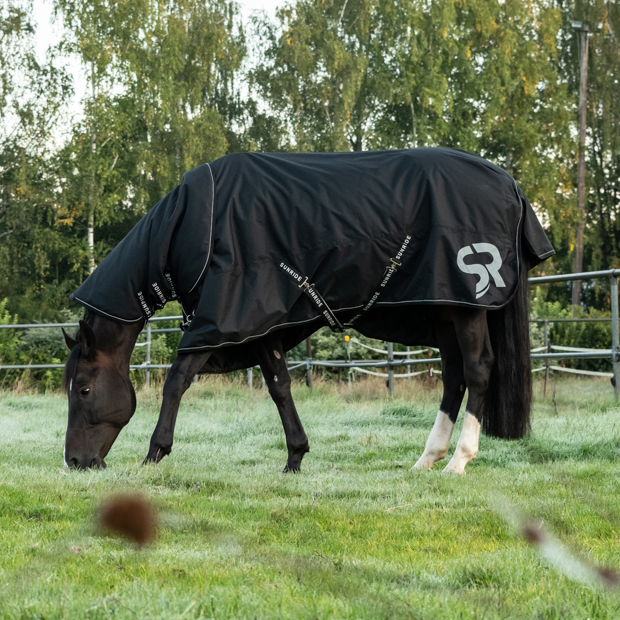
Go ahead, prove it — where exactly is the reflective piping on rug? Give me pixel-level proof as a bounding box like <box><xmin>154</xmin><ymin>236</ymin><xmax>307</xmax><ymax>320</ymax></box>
<box><xmin>187</xmin><ymin>163</ymin><xmax>215</xmax><ymax>294</ymax></box>
<box><xmin>71</xmin><ymin>297</ymin><xmax>144</xmax><ymax>324</ymax></box>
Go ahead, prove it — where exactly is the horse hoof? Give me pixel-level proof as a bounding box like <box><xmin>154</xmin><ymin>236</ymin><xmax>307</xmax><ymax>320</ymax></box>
<box><xmin>411</xmin><ymin>457</ymin><xmax>434</xmax><ymax>471</ymax></box>
<box><xmin>142</xmin><ymin>454</ymin><xmax>163</xmax><ymax>466</ymax></box>
<box><xmin>442</xmin><ymin>465</ymin><xmax>466</xmax><ymax>475</ymax></box>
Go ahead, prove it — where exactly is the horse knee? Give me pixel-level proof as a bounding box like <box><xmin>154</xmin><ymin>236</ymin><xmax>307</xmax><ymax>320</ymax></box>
<box><xmin>267</xmin><ymin>374</ymin><xmax>292</xmax><ymax>404</ymax></box>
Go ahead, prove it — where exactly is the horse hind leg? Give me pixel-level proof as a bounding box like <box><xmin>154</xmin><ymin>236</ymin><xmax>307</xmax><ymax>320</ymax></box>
<box><xmin>413</xmin><ymin>321</ymin><xmax>465</xmax><ymax>470</ymax></box>
<box><xmin>443</xmin><ymin>309</ymin><xmax>493</xmax><ymax>474</ymax></box>
<box><xmin>256</xmin><ymin>334</ymin><xmax>309</xmax><ymax>473</ymax></box>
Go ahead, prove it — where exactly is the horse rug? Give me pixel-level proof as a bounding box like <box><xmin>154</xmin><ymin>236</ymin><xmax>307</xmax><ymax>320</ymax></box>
<box><xmin>71</xmin><ymin>147</ymin><xmax>554</xmax><ymax>371</ymax></box>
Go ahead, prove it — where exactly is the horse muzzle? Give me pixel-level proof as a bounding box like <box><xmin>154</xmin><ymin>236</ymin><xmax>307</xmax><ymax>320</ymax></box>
<box><xmin>65</xmin><ymin>454</ymin><xmax>107</xmax><ymax>470</ymax></box>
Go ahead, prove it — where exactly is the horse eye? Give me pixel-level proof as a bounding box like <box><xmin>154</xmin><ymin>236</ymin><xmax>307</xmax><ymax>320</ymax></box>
<box><xmin>80</xmin><ymin>387</ymin><xmax>90</xmax><ymax>396</ymax></box>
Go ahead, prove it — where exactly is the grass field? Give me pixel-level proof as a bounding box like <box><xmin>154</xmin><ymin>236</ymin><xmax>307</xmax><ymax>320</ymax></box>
<box><xmin>1</xmin><ymin>376</ymin><xmax>620</xmax><ymax>619</ymax></box>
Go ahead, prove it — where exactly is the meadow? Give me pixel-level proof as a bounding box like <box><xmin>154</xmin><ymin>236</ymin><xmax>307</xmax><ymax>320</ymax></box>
<box><xmin>1</xmin><ymin>375</ymin><xmax>620</xmax><ymax>619</ymax></box>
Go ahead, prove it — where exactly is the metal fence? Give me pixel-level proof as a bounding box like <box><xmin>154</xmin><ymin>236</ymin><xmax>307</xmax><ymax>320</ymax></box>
<box><xmin>2</xmin><ymin>268</ymin><xmax>620</xmax><ymax>397</ymax></box>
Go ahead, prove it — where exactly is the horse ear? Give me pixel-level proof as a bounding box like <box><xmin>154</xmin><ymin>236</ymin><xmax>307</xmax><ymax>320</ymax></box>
<box><xmin>79</xmin><ymin>320</ymin><xmax>97</xmax><ymax>358</ymax></box>
<box><xmin>62</xmin><ymin>328</ymin><xmax>78</xmax><ymax>351</ymax></box>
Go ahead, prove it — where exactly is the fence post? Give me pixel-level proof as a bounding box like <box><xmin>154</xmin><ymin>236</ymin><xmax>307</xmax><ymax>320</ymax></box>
<box><xmin>611</xmin><ymin>276</ymin><xmax>619</xmax><ymax>401</ymax></box>
<box><xmin>387</xmin><ymin>342</ymin><xmax>394</xmax><ymax>396</ymax></box>
<box><xmin>247</xmin><ymin>367</ymin><xmax>253</xmax><ymax>390</ymax></box>
<box><xmin>345</xmin><ymin>336</ymin><xmax>352</xmax><ymax>386</ymax></box>
<box><xmin>305</xmin><ymin>337</ymin><xmax>313</xmax><ymax>390</ymax></box>
<box><xmin>406</xmin><ymin>346</ymin><xmax>411</xmax><ymax>379</ymax></box>
<box><xmin>145</xmin><ymin>321</ymin><xmax>151</xmax><ymax>389</ymax></box>
<box><xmin>543</xmin><ymin>319</ymin><xmax>549</xmax><ymax>397</ymax></box>
<box><xmin>427</xmin><ymin>347</ymin><xmax>432</xmax><ymax>390</ymax></box>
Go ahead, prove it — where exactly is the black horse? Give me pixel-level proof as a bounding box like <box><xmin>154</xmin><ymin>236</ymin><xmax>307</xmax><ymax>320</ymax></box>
<box><xmin>61</xmin><ymin>148</ymin><xmax>554</xmax><ymax>473</ymax></box>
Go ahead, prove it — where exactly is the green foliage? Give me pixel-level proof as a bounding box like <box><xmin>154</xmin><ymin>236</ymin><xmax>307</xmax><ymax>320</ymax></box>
<box><xmin>530</xmin><ymin>289</ymin><xmax>613</xmax><ymax>372</ymax></box>
<box><xmin>0</xmin><ymin>299</ymin><xmax>19</xmax><ymax>365</ymax></box>
<box><xmin>0</xmin><ymin>2</ymin><xmax>73</xmax><ymax>315</ymax></box>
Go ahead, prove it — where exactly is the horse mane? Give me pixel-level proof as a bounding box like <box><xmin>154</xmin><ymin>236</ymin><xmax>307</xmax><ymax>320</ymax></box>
<box><xmin>62</xmin><ymin>310</ymin><xmax>97</xmax><ymax>393</ymax></box>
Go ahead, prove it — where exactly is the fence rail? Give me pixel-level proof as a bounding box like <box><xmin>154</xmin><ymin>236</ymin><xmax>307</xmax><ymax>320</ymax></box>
<box><xmin>2</xmin><ymin>268</ymin><xmax>620</xmax><ymax>397</ymax></box>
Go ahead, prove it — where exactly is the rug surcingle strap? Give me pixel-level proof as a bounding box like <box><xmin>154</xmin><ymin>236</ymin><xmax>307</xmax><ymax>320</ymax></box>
<box><xmin>344</xmin><ymin>234</ymin><xmax>412</xmax><ymax>328</ymax></box>
<box><xmin>279</xmin><ymin>262</ymin><xmax>344</xmax><ymax>333</ymax></box>
<box><xmin>278</xmin><ymin>233</ymin><xmax>411</xmax><ymax>334</ymax></box>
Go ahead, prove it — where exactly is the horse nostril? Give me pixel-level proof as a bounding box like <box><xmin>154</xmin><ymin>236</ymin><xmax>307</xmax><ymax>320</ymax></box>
<box><xmin>68</xmin><ymin>457</ymin><xmax>79</xmax><ymax>469</ymax></box>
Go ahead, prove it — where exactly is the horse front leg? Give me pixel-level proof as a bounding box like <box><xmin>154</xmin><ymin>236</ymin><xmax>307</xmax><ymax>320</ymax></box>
<box><xmin>256</xmin><ymin>334</ymin><xmax>309</xmax><ymax>473</ymax></box>
<box><xmin>443</xmin><ymin>309</ymin><xmax>493</xmax><ymax>474</ymax></box>
<box><xmin>144</xmin><ymin>351</ymin><xmax>212</xmax><ymax>464</ymax></box>
<box><xmin>413</xmin><ymin>322</ymin><xmax>465</xmax><ymax>470</ymax></box>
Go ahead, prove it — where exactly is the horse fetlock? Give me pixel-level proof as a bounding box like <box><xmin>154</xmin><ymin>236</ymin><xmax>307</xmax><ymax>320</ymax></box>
<box><xmin>444</xmin><ymin>443</ymin><xmax>478</xmax><ymax>473</ymax></box>
<box><xmin>412</xmin><ymin>448</ymin><xmax>446</xmax><ymax>471</ymax></box>
<box><xmin>144</xmin><ymin>444</ymin><xmax>171</xmax><ymax>464</ymax></box>
<box><xmin>284</xmin><ymin>442</ymin><xmax>309</xmax><ymax>473</ymax></box>
<box><xmin>412</xmin><ymin>410</ymin><xmax>454</xmax><ymax>471</ymax></box>
<box><xmin>443</xmin><ymin>447</ymin><xmax>477</xmax><ymax>474</ymax></box>
<box><xmin>442</xmin><ymin>412</ymin><xmax>480</xmax><ymax>474</ymax></box>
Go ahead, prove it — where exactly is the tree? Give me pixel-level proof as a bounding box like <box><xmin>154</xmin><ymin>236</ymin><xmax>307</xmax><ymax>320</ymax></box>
<box><xmin>54</xmin><ymin>0</ymin><xmax>245</xmax><ymax>270</ymax></box>
<box><xmin>567</xmin><ymin>0</ymin><xmax>620</xmax><ymax>306</ymax></box>
<box><xmin>0</xmin><ymin>0</ymin><xmax>72</xmax><ymax>317</ymax></box>
<box><xmin>252</xmin><ymin>0</ymin><xmax>575</xmax><ymax>278</ymax></box>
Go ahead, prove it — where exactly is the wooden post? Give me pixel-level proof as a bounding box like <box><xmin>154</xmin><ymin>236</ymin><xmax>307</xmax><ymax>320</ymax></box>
<box><xmin>387</xmin><ymin>342</ymin><xmax>394</xmax><ymax>396</ymax></box>
<box><xmin>611</xmin><ymin>276</ymin><xmax>619</xmax><ymax>401</ymax></box>
<box><xmin>572</xmin><ymin>26</ymin><xmax>590</xmax><ymax>307</ymax></box>
<box><xmin>406</xmin><ymin>345</ymin><xmax>411</xmax><ymax>379</ymax></box>
<box><xmin>543</xmin><ymin>320</ymin><xmax>549</xmax><ymax>398</ymax></box>
<box><xmin>427</xmin><ymin>347</ymin><xmax>432</xmax><ymax>390</ymax></box>
<box><xmin>247</xmin><ymin>367</ymin><xmax>253</xmax><ymax>390</ymax></box>
<box><xmin>346</xmin><ymin>336</ymin><xmax>352</xmax><ymax>386</ymax></box>
<box><xmin>305</xmin><ymin>337</ymin><xmax>312</xmax><ymax>389</ymax></box>
<box><xmin>145</xmin><ymin>321</ymin><xmax>151</xmax><ymax>389</ymax></box>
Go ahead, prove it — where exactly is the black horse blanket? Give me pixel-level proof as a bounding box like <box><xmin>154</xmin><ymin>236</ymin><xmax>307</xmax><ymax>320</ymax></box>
<box><xmin>71</xmin><ymin>148</ymin><xmax>554</xmax><ymax>369</ymax></box>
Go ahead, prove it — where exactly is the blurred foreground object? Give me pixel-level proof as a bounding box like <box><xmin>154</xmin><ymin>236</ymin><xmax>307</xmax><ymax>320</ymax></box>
<box><xmin>98</xmin><ymin>493</ymin><xmax>157</xmax><ymax>546</ymax></box>
<box><xmin>522</xmin><ymin>521</ymin><xmax>618</xmax><ymax>588</ymax></box>
<box><xmin>492</xmin><ymin>493</ymin><xmax>618</xmax><ymax>588</ymax></box>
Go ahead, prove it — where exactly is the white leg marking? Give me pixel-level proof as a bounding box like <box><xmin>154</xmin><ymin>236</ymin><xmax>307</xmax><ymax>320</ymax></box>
<box><xmin>443</xmin><ymin>412</ymin><xmax>481</xmax><ymax>474</ymax></box>
<box><xmin>412</xmin><ymin>410</ymin><xmax>454</xmax><ymax>470</ymax></box>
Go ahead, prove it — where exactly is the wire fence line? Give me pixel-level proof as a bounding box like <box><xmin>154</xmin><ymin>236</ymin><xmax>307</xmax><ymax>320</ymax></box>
<box><xmin>2</xmin><ymin>268</ymin><xmax>620</xmax><ymax>397</ymax></box>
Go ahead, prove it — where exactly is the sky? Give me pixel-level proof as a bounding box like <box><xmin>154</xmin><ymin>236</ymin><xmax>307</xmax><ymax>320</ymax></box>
<box><xmin>31</xmin><ymin>0</ymin><xmax>287</xmax><ymax>131</ymax></box>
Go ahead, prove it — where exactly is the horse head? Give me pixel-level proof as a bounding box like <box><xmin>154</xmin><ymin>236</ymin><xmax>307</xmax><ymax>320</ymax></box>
<box><xmin>62</xmin><ymin>318</ymin><xmax>137</xmax><ymax>469</ymax></box>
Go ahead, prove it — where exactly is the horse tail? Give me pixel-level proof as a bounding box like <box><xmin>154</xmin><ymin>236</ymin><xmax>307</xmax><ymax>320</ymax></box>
<box><xmin>480</xmin><ymin>262</ymin><xmax>531</xmax><ymax>439</ymax></box>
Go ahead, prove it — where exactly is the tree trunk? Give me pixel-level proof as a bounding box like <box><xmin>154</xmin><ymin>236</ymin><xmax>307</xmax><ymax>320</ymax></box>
<box><xmin>572</xmin><ymin>27</ymin><xmax>589</xmax><ymax>307</ymax></box>
<box><xmin>88</xmin><ymin>63</ymin><xmax>96</xmax><ymax>274</ymax></box>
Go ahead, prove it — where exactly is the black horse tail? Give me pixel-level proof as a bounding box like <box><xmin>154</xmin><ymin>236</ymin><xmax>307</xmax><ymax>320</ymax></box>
<box><xmin>480</xmin><ymin>262</ymin><xmax>531</xmax><ymax>439</ymax></box>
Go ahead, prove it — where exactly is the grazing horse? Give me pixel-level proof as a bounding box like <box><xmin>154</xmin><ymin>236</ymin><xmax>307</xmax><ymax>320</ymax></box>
<box><xmin>61</xmin><ymin>148</ymin><xmax>554</xmax><ymax>473</ymax></box>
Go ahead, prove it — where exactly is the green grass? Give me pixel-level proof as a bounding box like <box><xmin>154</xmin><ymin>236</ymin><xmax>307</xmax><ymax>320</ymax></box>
<box><xmin>1</xmin><ymin>376</ymin><xmax>620</xmax><ymax>618</ymax></box>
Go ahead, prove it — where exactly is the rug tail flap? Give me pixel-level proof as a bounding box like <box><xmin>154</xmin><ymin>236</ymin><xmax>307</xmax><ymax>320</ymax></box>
<box><xmin>380</xmin><ymin>228</ymin><xmax>519</xmax><ymax>308</ymax></box>
<box><xmin>518</xmin><ymin>186</ymin><xmax>555</xmax><ymax>266</ymax></box>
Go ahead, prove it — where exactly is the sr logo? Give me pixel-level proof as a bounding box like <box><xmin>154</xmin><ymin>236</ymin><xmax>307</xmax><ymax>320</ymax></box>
<box><xmin>457</xmin><ymin>243</ymin><xmax>506</xmax><ymax>299</ymax></box>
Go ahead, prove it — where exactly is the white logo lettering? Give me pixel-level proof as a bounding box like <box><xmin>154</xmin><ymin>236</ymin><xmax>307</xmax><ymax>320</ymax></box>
<box><xmin>457</xmin><ymin>243</ymin><xmax>506</xmax><ymax>299</ymax></box>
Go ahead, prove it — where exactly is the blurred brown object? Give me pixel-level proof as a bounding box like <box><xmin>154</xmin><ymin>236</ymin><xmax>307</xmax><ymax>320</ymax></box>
<box><xmin>98</xmin><ymin>493</ymin><xmax>157</xmax><ymax>546</ymax></box>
